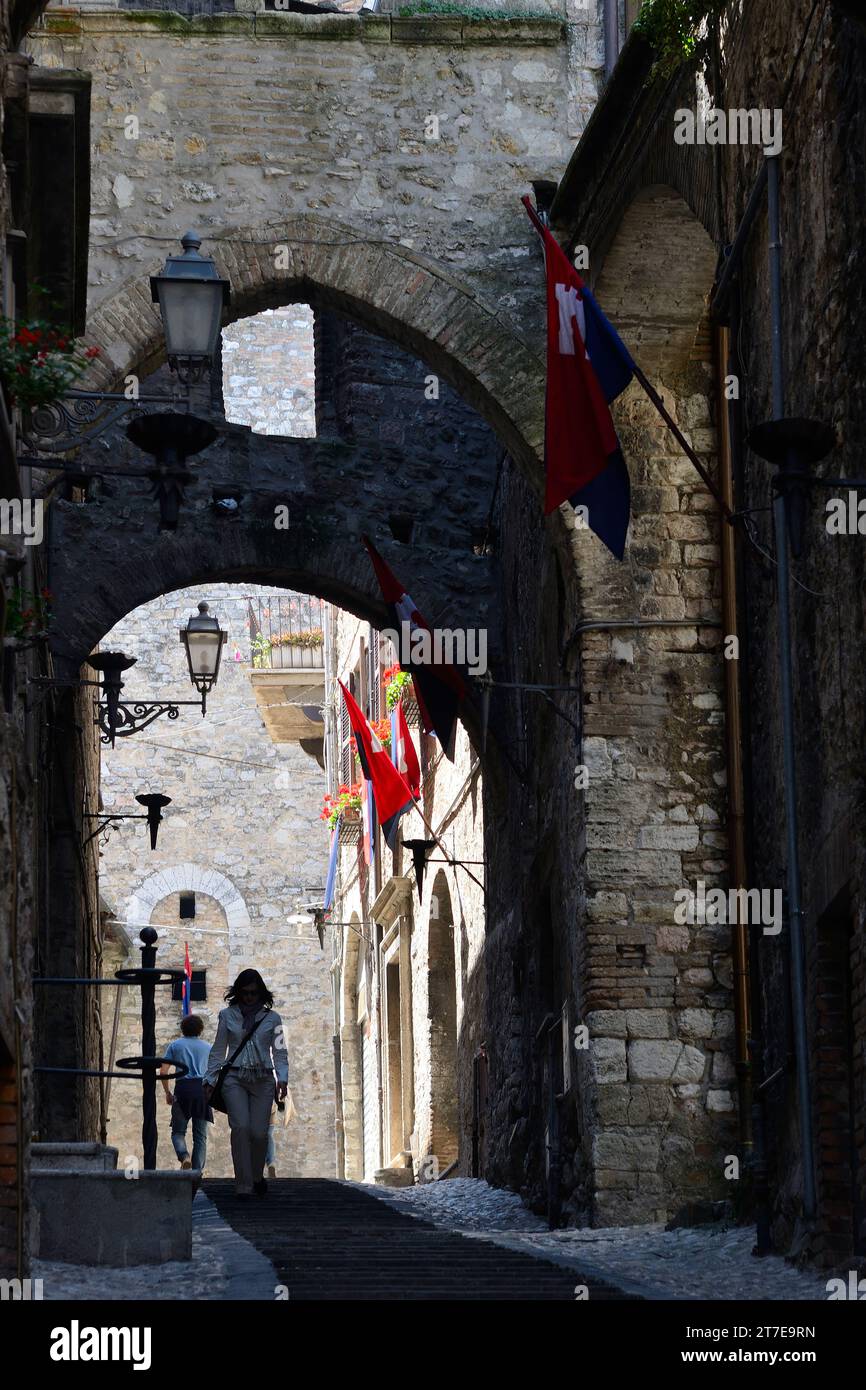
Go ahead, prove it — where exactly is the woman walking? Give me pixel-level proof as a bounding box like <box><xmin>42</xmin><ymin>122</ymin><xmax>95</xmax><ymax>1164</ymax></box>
<box><xmin>203</xmin><ymin>969</ymin><xmax>288</xmax><ymax>1198</ymax></box>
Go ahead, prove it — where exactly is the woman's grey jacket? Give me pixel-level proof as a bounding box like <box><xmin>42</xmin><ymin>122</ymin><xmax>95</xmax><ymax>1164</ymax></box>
<box><xmin>204</xmin><ymin>1005</ymin><xmax>289</xmax><ymax>1087</ymax></box>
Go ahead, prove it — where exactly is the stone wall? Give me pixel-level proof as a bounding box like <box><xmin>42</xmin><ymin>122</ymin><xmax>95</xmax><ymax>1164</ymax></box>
<box><xmin>479</xmin><ymin>182</ymin><xmax>734</xmax><ymax>1224</ymax></box>
<box><xmin>223</xmin><ymin>306</ymin><xmax>316</xmax><ymax>438</ymax></box>
<box><xmin>97</xmin><ymin>582</ymin><xmax>336</xmax><ymax>1177</ymax></box>
<box><xmin>546</xmin><ymin>0</ymin><xmax>866</xmax><ymax>1261</ymax></box>
<box><xmin>717</xmin><ymin>0</ymin><xmax>866</xmax><ymax>1264</ymax></box>
<box><xmin>30</xmin><ymin>8</ymin><xmax>590</xmax><ymax>329</ymax></box>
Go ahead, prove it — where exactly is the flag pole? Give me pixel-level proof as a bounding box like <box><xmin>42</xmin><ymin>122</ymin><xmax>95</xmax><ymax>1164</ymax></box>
<box><xmin>403</xmin><ymin>792</ymin><xmax>487</xmax><ymax>898</ymax></box>
<box><xmin>521</xmin><ymin>194</ymin><xmax>734</xmax><ymax>522</ymax></box>
<box><xmin>628</xmin><ymin>362</ymin><xmax>733</xmax><ymax>520</ymax></box>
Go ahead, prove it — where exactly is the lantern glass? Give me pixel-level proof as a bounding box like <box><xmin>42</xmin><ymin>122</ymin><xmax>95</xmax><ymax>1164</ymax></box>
<box><xmin>180</xmin><ymin>602</ymin><xmax>225</xmax><ymax>692</ymax></box>
<box><xmin>150</xmin><ymin>231</ymin><xmax>230</xmax><ymax>374</ymax></box>
<box><xmin>156</xmin><ymin>278</ymin><xmax>225</xmax><ymax>363</ymax></box>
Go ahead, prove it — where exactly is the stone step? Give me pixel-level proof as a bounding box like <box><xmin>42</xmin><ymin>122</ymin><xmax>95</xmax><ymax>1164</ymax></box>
<box><xmin>31</xmin><ymin>1142</ymin><xmax>118</xmax><ymax>1172</ymax></box>
<box><xmin>204</xmin><ymin>1178</ymin><xmax>640</xmax><ymax>1301</ymax></box>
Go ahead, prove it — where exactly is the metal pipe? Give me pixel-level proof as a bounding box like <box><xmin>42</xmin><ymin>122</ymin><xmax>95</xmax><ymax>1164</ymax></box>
<box><xmin>729</xmin><ymin>284</ymin><xmax>773</xmax><ymax>1255</ymax></box>
<box><xmin>139</xmin><ymin>929</ymin><xmax>158</xmax><ymax>1170</ymax></box>
<box><xmin>715</xmin><ymin>324</ymin><xmax>752</xmax><ymax>1154</ymax></box>
<box><xmin>766</xmin><ymin>153</ymin><xmax>817</xmax><ymax>1221</ymax></box>
<box><xmin>603</xmin><ymin>0</ymin><xmax>618</xmax><ymax>80</ymax></box>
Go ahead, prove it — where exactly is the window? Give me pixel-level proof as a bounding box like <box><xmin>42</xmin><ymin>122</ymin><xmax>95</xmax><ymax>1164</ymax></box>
<box><xmin>179</xmin><ymin>892</ymin><xmax>196</xmax><ymax>920</ymax></box>
<box><xmin>368</xmin><ymin>627</ymin><xmax>382</xmax><ymax>722</ymax></box>
<box><xmin>339</xmin><ymin>678</ymin><xmax>353</xmax><ymax>785</ymax></box>
<box><xmin>171</xmin><ymin>969</ymin><xmax>207</xmax><ymax>1003</ymax></box>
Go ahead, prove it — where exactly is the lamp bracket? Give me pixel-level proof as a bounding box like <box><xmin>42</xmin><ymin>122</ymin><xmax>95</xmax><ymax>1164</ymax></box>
<box><xmin>96</xmin><ymin>696</ymin><xmax>204</xmax><ymax>745</ymax></box>
<box><xmin>20</xmin><ymin>391</ymin><xmax>190</xmax><ymax>456</ymax></box>
<box><xmin>82</xmin><ymin>812</ymin><xmax>148</xmax><ymax>848</ymax></box>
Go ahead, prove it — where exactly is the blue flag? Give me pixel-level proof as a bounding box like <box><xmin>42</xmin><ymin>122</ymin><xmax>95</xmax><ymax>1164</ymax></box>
<box><xmin>324</xmin><ymin>818</ymin><xmax>340</xmax><ymax>911</ymax></box>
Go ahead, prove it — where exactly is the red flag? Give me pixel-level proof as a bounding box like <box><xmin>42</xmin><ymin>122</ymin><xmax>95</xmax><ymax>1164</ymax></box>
<box><xmin>521</xmin><ymin>197</ymin><xmax>634</xmax><ymax>526</ymax></box>
<box><xmin>363</xmin><ymin>537</ymin><xmax>464</xmax><ymax>760</ymax></box>
<box><xmin>392</xmin><ymin>699</ymin><xmax>421</xmax><ymax>799</ymax></box>
<box><xmin>339</xmin><ymin>681</ymin><xmax>414</xmax><ymax>851</ymax></box>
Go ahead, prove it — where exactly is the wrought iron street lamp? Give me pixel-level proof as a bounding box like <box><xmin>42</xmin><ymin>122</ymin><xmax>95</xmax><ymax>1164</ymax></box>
<box><xmin>34</xmin><ymin>927</ymin><xmax>187</xmax><ymax>1171</ymax></box>
<box><xmin>150</xmin><ymin>231</ymin><xmax>231</xmax><ymax>385</ymax></box>
<box><xmin>90</xmin><ymin>602</ymin><xmax>225</xmax><ymax>744</ymax></box>
<box><xmin>21</xmin><ymin>230</ymin><xmax>231</xmax><ymax>462</ymax></box>
<box><xmin>126</xmin><ymin>411</ymin><xmax>218</xmax><ymax>531</ymax></box>
<box><xmin>180</xmin><ymin>600</ymin><xmax>226</xmax><ymax>709</ymax></box>
<box><xmin>32</xmin><ymin>602</ymin><xmax>228</xmax><ymax>744</ymax></box>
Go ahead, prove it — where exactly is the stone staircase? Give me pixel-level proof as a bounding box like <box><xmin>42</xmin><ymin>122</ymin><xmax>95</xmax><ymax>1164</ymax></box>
<box><xmin>204</xmin><ymin>1178</ymin><xmax>641</xmax><ymax>1301</ymax></box>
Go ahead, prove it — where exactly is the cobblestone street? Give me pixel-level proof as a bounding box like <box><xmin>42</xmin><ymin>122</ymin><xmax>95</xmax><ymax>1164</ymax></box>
<box><xmin>365</xmin><ymin>1180</ymin><xmax>832</xmax><ymax>1302</ymax></box>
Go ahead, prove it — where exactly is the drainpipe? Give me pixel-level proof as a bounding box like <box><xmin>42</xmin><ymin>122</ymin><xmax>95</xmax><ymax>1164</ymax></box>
<box><xmin>603</xmin><ymin>0</ymin><xmax>618</xmax><ymax>80</ymax></box>
<box><xmin>766</xmin><ymin>153</ymin><xmax>817</xmax><ymax>1222</ymax></box>
<box><xmin>715</xmin><ymin>325</ymin><xmax>752</xmax><ymax>1156</ymax></box>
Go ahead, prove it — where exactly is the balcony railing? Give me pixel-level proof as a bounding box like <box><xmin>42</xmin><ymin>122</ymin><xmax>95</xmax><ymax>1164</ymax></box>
<box><xmin>246</xmin><ymin>594</ymin><xmax>324</xmax><ymax>670</ymax></box>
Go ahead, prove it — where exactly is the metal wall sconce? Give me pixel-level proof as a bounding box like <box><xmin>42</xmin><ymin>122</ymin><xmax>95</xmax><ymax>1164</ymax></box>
<box><xmin>288</xmin><ymin>905</ymin><xmax>327</xmax><ymax>949</ymax></box>
<box><xmin>748</xmin><ymin>417</ymin><xmax>840</xmax><ymax>558</ymax></box>
<box><xmin>84</xmin><ymin>792</ymin><xmax>172</xmax><ymax>849</ymax></box>
<box><xmin>88</xmin><ymin>648</ymin><xmax>210</xmax><ymax>747</ymax></box>
<box><xmin>126</xmin><ymin>412</ymin><xmax>218</xmax><ymax>531</ymax></box>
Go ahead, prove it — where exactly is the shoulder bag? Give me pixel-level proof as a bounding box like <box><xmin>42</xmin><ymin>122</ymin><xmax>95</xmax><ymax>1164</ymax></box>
<box><xmin>207</xmin><ymin>1012</ymin><xmax>268</xmax><ymax>1114</ymax></box>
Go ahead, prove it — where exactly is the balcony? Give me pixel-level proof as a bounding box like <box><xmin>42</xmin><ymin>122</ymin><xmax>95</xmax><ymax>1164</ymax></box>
<box><xmin>245</xmin><ymin>593</ymin><xmax>325</xmax><ymax>758</ymax></box>
<box><xmin>248</xmin><ymin>593</ymin><xmax>324</xmax><ymax>671</ymax></box>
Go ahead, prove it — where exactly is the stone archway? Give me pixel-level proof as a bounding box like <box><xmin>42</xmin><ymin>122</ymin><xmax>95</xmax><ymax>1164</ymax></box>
<box><xmin>80</xmin><ymin>214</ymin><xmax>547</xmax><ymax>482</ymax></box>
<box><xmin>125</xmin><ymin>863</ymin><xmax>251</xmax><ymax>932</ymax></box>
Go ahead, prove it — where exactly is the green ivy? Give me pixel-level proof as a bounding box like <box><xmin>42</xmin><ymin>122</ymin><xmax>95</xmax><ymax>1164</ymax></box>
<box><xmin>633</xmin><ymin>0</ymin><xmax>724</xmax><ymax>73</ymax></box>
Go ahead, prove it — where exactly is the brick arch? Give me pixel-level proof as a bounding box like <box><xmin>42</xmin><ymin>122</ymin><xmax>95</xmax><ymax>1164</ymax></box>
<box><xmin>551</xmin><ymin>57</ymin><xmax>721</xmax><ymax>276</ymax></box>
<box><xmin>594</xmin><ymin>184</ymin><xmax>718</xmax><ymax>379</ymax></box>
<box><xmin>125</xmin><ymin>863</ymin><xmax>251</xmax><ymax>932</ymax></box>
<box><xmin>81</xmin><ymin>213</ymin><xmax>546</xmax><ymax>482</ymax></box>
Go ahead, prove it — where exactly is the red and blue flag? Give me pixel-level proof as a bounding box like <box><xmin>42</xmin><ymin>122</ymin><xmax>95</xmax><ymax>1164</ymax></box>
<box><xmin>522</xmin><ymin>196</ymin><xmax>635</xmax><ymax>559</ymax></box>
<box><xmin>363</xmin><ymin>537</ymin><xmax>465</xmax><ymax>759</ymax></box>
<box><xmin>339</xmin><ymin>681</ymin><xmax>415</xmax><ymax>852</ymax></box>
